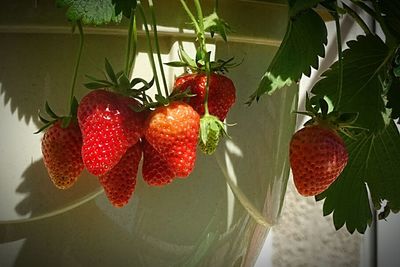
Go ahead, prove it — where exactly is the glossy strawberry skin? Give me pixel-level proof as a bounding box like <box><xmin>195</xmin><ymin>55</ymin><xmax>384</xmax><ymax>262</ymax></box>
<box><xmin>41</xmin><ymin>120</ymin><xmax>84</xmax><ymax>189</ymax></box>
<box><xmin>99</xmin><ymin>142</ymin><xmax>142</xmax><ymax>208</ymax></box>
<box><xmin>78</xmin><ymin>89</ymin><xmax>145</xmax><ymax>176</ymax></box>
<box><xmin>142</xmin><ymin>139</ymin><xmax>176</xmax><ymax>186</ymax></box>
<box><xmin>144</xmin><ymin>101</ymin><xmax>200</xmax><ymax>177</ymax></box>
<box><xmin>289</xmin><ymin>125</ymin><xmax>348</xmax><ymax>196</ymax></box>
<box><xmin>173</xmin><ymin>73</ymin><xmax>236</xmax><ymax>121</ymax></box>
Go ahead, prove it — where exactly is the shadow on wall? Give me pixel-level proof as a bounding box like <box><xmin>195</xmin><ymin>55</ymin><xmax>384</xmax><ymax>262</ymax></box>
<box><xmin>0</xmin><ymin>33</ymin><xmax>131</xmax><ymax>222</ymax></box>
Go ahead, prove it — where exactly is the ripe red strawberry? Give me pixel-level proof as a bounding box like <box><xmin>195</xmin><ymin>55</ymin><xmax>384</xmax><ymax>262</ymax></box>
<box><xmin>289</xmin><ymin>124</ymin><xmax>348</xmax><ymax>196</ymax></box>
<box><xmin>144</xmin><ymin>101</ymin><xmax>200</xmax><ymax>177</ymax></box>
<box><xmin>78</xmin><ymin>89</ymin><xmax>145</xmax><ymax>176</ymax></box>
<box><xmin>41</xmin><ymin>120</ymin><xmax>84</xmax><ymax>189</ymax></box>
<box><xmin>99</xmin><ymin>142</ymin><xmax>142</xmax><ymax>207</ymax></box>
<box><xmin>173</xmin><ymin>73</ymin><xmax>236</xmax><ymax>121</ymax></box>
<box><xmin>142</xmin><ymin>139</ymin><xmax>176</xmax><ymax>186</ymax></box>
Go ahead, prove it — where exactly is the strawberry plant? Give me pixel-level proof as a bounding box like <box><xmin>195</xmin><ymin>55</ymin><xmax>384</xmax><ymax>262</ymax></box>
<box><xmin>248</xmin><ymin>0</ymin><xmax>400</xmax><ymax>234</ymax></box>
<box><xmin>167</xmin><ymin>0</ymin><xmax>238</xmax><ymax>155</ymax></box>
<box><xmin>38</xmin><ymin>0</ymin><xmax>400</xmax><ymax>234</ymax></box>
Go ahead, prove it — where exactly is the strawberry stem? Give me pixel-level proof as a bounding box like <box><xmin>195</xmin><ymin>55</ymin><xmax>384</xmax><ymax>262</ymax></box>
<box><xmin>193</xmin><ymin>0</ymin><xmax>211</xmax><ymax>116</ymax></box>
<box><xmin>124</xmin><ymin>9</ymin><xmax>137</xmax><ymax>78</ymax></box>
<box><xmin>68</xmin><ymin>20</ymin><xmax>84</xmax><ymax>117</ymax></box>
<box><xmin>148</xmin><ymin>0</ymin><xmax>169</xmax><ymax>97</ymax></box>
<box><xmin>137</xmin><ymin>2</ymin><xmax>162</xmax><ymax>96</ymax></box>
<box><xmin>194</xmin><ymin>0</ymin><xmax>206</xmax><ymax>54</ymax></box>
<box><xmin>204</xmin><ymin>52</ymin><xmax>211</xmax><ymax>116</ymax></box>
<box><xmin>180</xmin><ymin>0</ymin><xmax>201</xmax><ymax>33</ymax></box>
<box><xmin>332</xmin><ymin>8</ymin><xmax>343</xmax><ymax>111</ymax></box>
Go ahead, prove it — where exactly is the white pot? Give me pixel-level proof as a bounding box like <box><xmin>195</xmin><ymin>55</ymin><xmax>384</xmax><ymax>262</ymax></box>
<box><xmin>0</xmin><ymin>1</ymin><xmax>297</xmax><ymax>266</ymax></box>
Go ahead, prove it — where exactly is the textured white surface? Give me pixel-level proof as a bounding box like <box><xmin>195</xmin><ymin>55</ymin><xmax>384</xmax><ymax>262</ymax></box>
<box><xmin>271</xmin><ymin>181</ymin><xmax>361</xmax><ymax>267</ymax></box>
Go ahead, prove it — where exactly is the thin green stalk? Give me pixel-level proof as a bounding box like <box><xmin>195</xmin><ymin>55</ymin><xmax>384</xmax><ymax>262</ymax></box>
<box><xmin>193</xmin><ymin>0</ymin><xmax>210</xmax><ymax>115</ymax></box>
<box><xmin>204</xmin><ymin>53</ymin><xmax>211</xmax><ymax>115</ymax></box>
<box><xmin>214</xmin><ymin>0</ymin><xmax>219</xmax><ymax>12</ymax></box>
<box><xmin>332</xmin><ymin>9</ymin><xmax>344</xmax><ymax>110</ymax></box>
<box><xmin>194</xmin><ymin>0</ymin><xmax>206</xmax><ymax>52</ymax></box>
<box><xmin>148</xmin><ymin>0</ymin><xmax>169</xmax><ymax>97</ymax></box>
<box><xmin>349</xmin><ymin>0</ymin><xmax>380</xmax><ymax>22</ymax></box>
<box><xmin>69</xmin><ymin>20</ymin><xmax>84</xmax><ymax>116</ymax></box>
<box><xmin>124</xmin><ymin>9</ymin><xmax>136</xmax><ymax>76</ymax></box>
<box><xmin>342</xmin><ymin>2</ymin><xmax>373</xmax><ymax>36</ymax></box>
<box><xmin>127</xmin><ymin>14</ymin><xmax>138</xmax><ymax>76</ymax></box>
<box><xmin>180</xmin><ymin>0</ymin><xmax>201</xmax><ymax>33</ymax></box>
<box><xmin>137</xmin><ymin>2</ymin><xmax>162</xmax><ymax>96</ymax></box>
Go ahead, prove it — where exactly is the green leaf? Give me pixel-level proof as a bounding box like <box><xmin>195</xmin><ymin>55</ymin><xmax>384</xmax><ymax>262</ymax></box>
<box><xmin>386</xmin><ymin>78</ymin><xmax>400</xmax><ymax>120</ymax></box>
<box><xmin>316</xmin><ymin>121</ymin><xmax>400</xmax><ymax>233</ymax></box>
<box><xmin>118</xmin><ymin>73</ymin><xmax>131</xmax><ymax>91</ymax></box>
<box><xmin>248</xmin><ymin>8</ymin><xmax>327</xmax><ymax>103</ymax></box>
<box><xmin>112</xmin><ymin>0</ymin><xmax>136</xmax><ymax>18</ymax></box>
<box><xmin>289</xmin><ymin>0</ymin><xmax>323</xmax><ymax>17</ymax></box>
<box><xmin>165</xmin><ymin>61</ymin><xmax>190</xmax><ymax>67</ymax></box>
<box><xmin>84</xmin><ymin>82</ymin><xmax>109</xmax><ymax>89</ymax></box>
<box><xmin>381</xmin><ymin>0</ymin><xmax>400</xmax><ymax>42</ymax></box>
<box><xmin>203</xmin><ymin>12</ymin><xmax>231</xmax><ymax>42</ymax></box>
<box><xmin>312</xmin><ymin>34</ymin><xmax>390</xmax><ymax>132</ymax></box>
<box><xmin>104</xmin><ymin>58</ymin><xmax>118</xmax><ymax>84</ymax></box>
<box><xmin>179</xmin><ymin>46</ymin><xmax>197</xmax><ymax>69</ymax></box>
<box><xmin>56</xmin><ymin>0</ymin><xmax>122</xmax><ymax>25</ymax></box>
<box><xmin>45</xmin><ymin>101</ymin><xmax>59</xmax><ymax>119</ymax></box>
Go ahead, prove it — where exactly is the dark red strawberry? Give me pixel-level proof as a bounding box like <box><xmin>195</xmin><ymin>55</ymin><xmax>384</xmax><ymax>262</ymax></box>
<box><xmin>142</xmin><ymin>139</ymin><xmax>176</xmax><ymax>186</ymax></box>
<box><xmin>144</xmin><ymin>101</ymin><xmax>200</xmax><ymax>177</ymax></box>
<box><xmin>173</xmin><ymin>73</ymin><xmax>236</xmax><ymax>121</ymax></box>
<box><xmin>99</xmin><ymin>141</ymin><xmax>142</xmax><ymax>207</ymax></box>
<box><xmin>289</xmin><ymin>124</ymin><xmax>348</xmax><ymax>196</ymax></box>
<box><xmin>41</xmin><ymin>120</ymin><xmax>84</xmax><ymax>189</ymax></box>
<box><xmin>77</xmin><ymin>89</ymin><xmax>145</xmax><ymax>176</ymax></box>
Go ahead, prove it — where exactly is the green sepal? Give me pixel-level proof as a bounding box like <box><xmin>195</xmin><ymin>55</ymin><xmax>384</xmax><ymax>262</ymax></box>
<box><xmin>164</xmin><ymin>61</ymin><xmax>191</xmax><ymax>68</ymax></box>
<box><xmin>34</xmin><ymin>121</ymin><xmax>57</xmax><ymax>134</ymax></box>
<box><xmin>117</xmin><ymin>73</ymin><xmax>131</xmax><ymax>92</ymax></box>
<box><xmin>61</xmin><ymin>116</ymin><xmax>72</xmax><ymax>128</ymax></box>
<box><xmin>155</xmin><ymin>94</ymin><xmax>169</xmax><ymax>105</ymax></box>
<box><xmin>130</xmin><ymin>77</ymin><xmax>154</xmax><ymax>91</ymax></box>
<box><xmin>85</xmin><ymin>75</ymin><xmax>114</xmax><ymax>86</ymax></box>
<box><xmin>45</xmin><ymin>101</ymin><xmax>60</xmax><ymax>119</ymax></box>
<box><xmin>179</xmin><ymin>46</ymin><xmax>197</xmax><ymax>69</ymax></box>
<box><xmin>71</xmin><ymin>97</ymin><xmax>79</xmax><ymax>117</ymax></box>
<box><xmin>202</xmin><ymin>11</ymin><xmax>231</xmax><ymax>42</ymax></box>
<box><xmin>84</xmin><ymin>82</ymin><xmax>110</xmax><ymax>89</ymax></box>
<box><xmin>104</xmin><ymin>58</ymin><xmax>118</xmax><ymax>85</ymax></box>
<box><xmin>337</xmin><ymin>112</ymin><xmax>359</xmax><ymax>125</ymax></box>
<box><xmin>199</xmin><ymin>114</ymin><xmax>227</xmax><ymax>155</ymax></box>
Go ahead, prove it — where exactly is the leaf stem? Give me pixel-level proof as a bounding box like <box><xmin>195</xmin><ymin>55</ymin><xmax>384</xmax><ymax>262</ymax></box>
<box><xmin>137</xmin><ymin>2</ymin><xmax>162</xmax><ymax>96</ymax></box>
<box><xmin>194</xmin><ymin>0</ymin><xmax>206</xmax><ymax>54</ymax></box>
<box><xmin>332</xmin><ymin>9</ymin><xmax>343</xmax><ymax>110</ymax></box>
<box><xmin>127</xmin><ymin>14</ymin><xmax>138</xmax><ymax>76</ymax></box>
<box><xmin>204</xmin><ymin>52</ymin><xmax>211</xmax><ymax>115</ymax></box>
<box><xmin>348</xmin><ymin>0</ymin><xmax>380</xmax><ymax>23</ymax></box>
<box><xmin>341</xmin><ymin>3</ymin><xmax>373</xmax><ymax>36</ymax></box>
<box><xmin>148</xmin><ymin>0</ymin><xmax>169</xmax><ymax>97</ymax></box>
<box><xmin>180</xmin><ymin>0</ymin><xmax>201</xmax><ymax>33</ymax></box>
<box><xmin>124</xmin><ymin>9</ymin><xmax>136</xmax><ymax>77</ymax></box>
<box><xmin>69</xmin><ymin>20</ymin><xmax>84</xmax><ymax>116</ymax></box>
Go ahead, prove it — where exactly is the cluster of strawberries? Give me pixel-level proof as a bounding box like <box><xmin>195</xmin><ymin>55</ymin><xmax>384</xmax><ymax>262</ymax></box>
<box><xmin>41</xmin><ymin>72</ymin><xmax>236</xmax><ymax>207</ymax></box>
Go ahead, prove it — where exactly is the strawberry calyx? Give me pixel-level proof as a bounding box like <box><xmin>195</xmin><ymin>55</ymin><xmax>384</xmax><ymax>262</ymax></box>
<box><xmin>298</xmin><ymin>93</ymin><xmax>363</xmax><ymax>139</ymax></box>
<box><xmin>35</xmin><ymin>98</ymin><xmax>79</xmax><ymax>134</ymax></box>
<box><xmin>84</xmin><ymin>58</ymin><xmax>154</xmax><ymax>99</ymax></box>
<box><xmin>199</xmin><ymin>114</ymin><xmax>228</xmax><ymax>155</ymax></box>
<box><xmin>166</xmin><ymin>46</ymin><xmax>240</xmax><ymax>74</ymax></box>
